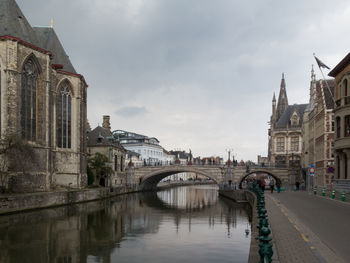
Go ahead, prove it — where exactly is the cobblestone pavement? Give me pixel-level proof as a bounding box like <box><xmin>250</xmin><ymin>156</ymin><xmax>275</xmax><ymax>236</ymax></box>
<box><xmin>266</xmin><ymin>191</ymin><xmax>348</xmax><ymax>263</ymax></box>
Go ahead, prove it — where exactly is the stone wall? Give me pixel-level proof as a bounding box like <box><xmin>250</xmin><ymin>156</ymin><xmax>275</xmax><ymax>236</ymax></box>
<box><xmin>0</xmin><ymin>185</ymin><xmax>139</xmax><ymax>215</ymax></box>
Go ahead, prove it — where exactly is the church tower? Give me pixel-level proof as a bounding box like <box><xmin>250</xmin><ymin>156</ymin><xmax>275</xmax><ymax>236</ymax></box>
<box><xmin>276</xmin><ymin>73</ymin><xmax>289</xmax><ymax>121</ymax></box>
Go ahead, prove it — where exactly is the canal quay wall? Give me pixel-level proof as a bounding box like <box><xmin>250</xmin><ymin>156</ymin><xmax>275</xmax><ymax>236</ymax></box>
<box><xmin>219</xmin><ymin>190</ymin><xmax>260</xmax><ymax>263</ymax></box>
<box><xmin>0</xmin><ymin>186</ymin><xmax>140</xmax><ymax>215</ymax></box>
<box><xmin>0</xmin><ymin>182</ymin><xmax>215</xmax><ymax>215</ymax></box>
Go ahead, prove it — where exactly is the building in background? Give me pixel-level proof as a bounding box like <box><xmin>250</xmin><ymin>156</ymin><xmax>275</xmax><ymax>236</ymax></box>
<box><xmin>329</xmin><ymin>53</ymin><xmax>350</xmax><ymax>188</ymax></box>
<box><xmin>0</xmin><ymin>0</ymin><xmax>87</xmax><ymax>192</ymax></box>
<box><xmin>87</xmin><ymin>116</ymin><xmax>126</xmax><ymax>187</ymax></box>
<box><xmin>302</xmin><ymin>67</ymin><xmax>335</xmax><ymax>187</ymax></box>
<box><xmin>268</xmin><ymin>74</ymin><xmax>307</xmax><ymax>170</ymax></box>
<box><xmin>112</xmin><ymin>130</ymin><xmax>170</xmax><ymax>165</ymax></box>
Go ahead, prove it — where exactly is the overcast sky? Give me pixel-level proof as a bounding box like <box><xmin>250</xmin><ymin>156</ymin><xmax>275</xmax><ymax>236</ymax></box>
<box><xmin>17</xmin><ymin>0</ymin><xmax>350</xmax><ymax>161</ymax></box>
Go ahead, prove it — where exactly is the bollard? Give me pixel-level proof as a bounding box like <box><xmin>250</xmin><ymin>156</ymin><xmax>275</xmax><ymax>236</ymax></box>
<box><xmin>331</xmin><ymin>190</ymin><xmax>335</xmax><ymax>199</ymax></box>
<box><xmin>313</xmin><ymin>187</ymin><xmax>317</xmax><ymax>195</ymax></box>
<box><xmin>341</xmin><ymin>191</ymin><xmax>346</xmax><ymax>202</ymax></box>
<box><xmin>322</xmin><ymin>188</ymin><xmax>325</xmax><ymax>196</ymax></box>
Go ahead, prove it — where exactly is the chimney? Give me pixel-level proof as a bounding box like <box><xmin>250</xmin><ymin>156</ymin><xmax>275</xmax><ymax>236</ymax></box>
<box><xmin>102</xmin><ymin>115</ymin><xmax>111</xmax><ymax>132</ymax></box>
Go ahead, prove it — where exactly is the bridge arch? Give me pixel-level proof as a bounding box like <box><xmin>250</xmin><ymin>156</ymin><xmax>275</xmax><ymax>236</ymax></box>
<box><xmin>238</xmin><ymin>170</ymin><xmax>282</xmax><ymax>188</ymax></box>
<box><xmin>139</xmin><ymin>166</ymin><xmax>218</xmax><ymax>190</ymax></box>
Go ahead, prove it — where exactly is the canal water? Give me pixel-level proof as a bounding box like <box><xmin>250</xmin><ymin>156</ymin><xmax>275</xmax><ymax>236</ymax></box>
<box><xmin>0</xmin><ymin>185</ymin><xmax>251</xmax><ymax>263</ymax></box>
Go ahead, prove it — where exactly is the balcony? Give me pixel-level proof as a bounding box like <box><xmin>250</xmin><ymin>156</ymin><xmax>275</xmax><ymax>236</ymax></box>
<box><xmin>335</xmin><ymin>99</ymin><xmax>341</xmax><ymax>108</ymax></box>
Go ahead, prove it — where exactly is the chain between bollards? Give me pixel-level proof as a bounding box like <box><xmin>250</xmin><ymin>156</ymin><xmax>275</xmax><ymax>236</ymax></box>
<box><xmin>249</xmin><ymin>183</ymin><xmax>273</xmax><ymax>263</ymax></box>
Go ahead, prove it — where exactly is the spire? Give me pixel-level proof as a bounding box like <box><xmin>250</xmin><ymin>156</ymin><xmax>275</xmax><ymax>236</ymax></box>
<box><xmin>311</xmin><ymin>64</ymin><xmax>316</xmax><ymax>81</ymax></box>
<box><xmin>272</xmin><ymin>92</ymin><xmax>276</xmax><ymax>102</ymax></box>
<box><xmin>50</xmin><ymin>18</ymin><xmax>54</xmax><ymax>28</ymax></box>
<box><xmin>276</xmin><ymin>73</ymin><xmax>289</xmax><ymax>121</ymax></box>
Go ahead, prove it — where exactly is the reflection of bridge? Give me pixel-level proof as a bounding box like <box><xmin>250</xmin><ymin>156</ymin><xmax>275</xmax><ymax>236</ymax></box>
<box><xmin>129</xmin><ymin>165</ymin><xmax>291</xmax><ymax>190</ymax></box>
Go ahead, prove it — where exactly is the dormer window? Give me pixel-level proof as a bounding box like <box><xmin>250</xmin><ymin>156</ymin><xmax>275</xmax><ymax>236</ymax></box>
<box><xmin>291</xmin><ymin>113</ymin><xmax>299</xmax><ymax>126</ymax></box>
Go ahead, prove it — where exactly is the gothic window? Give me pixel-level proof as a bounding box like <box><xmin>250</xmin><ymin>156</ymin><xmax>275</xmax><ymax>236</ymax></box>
<box><xmin>57</xmin><ymin>83</ymin><xmax>72</xmax><ymax>148</ymax></box>
<box><xmin>21</xmin><ymin>58</ymin><xmax>39</xmax><ymax>141</ymax></box>
<box><xmin>276</xmin><ymin>137</ymin><xmax>285</xmax><ymax>152</ymax></box>
<box><xmin>344</xmin><ymin>115</ymin><xmax>350</xmax><ymax>137</ymax></box>
<box><xmin>291</xmin><ymin>136</ymin><xmax>299</xmax><ymax>151</ymax></box>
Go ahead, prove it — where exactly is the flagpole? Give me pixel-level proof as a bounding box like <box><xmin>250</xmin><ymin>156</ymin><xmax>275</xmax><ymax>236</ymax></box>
<box><xmin>313</xmin><ymin>54</ymin><xmax>335</xmax><ymax>104</ymax></box>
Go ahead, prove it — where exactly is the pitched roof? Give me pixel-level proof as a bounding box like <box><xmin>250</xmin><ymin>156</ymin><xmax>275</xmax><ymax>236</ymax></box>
<box><xmin>316</xmin><ymin>79</ymin><xmax>335</xmax><ymax>110</ymax></box>
<box><xmin>33</xmin><ymin>27</ymin><xmax>76</xmax><ymax>74</ymax></box>
<box><xmin>87</xmin><ymin>126</ymin><xmax>125</xmax><ymax>151</ymax></box>
<box><xmin>275</xmin><ymin>104</ymin><xmax>308</xmax><ymax>128</ymax></box>
<box><xmin>329</xmin><ymin>53</ymin><xmax>350</xmax><ymax>77</ymax></box>
<box><xmin>0</xmin><ymin>0</ymin><xmax>39</xmax><ymax>45</ymax></box>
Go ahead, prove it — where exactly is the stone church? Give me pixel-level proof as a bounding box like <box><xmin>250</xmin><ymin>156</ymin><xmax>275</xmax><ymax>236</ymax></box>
<box><xmin>268</xmin><ymin>74</ymin><xmax>307</xmax><ymax>168</ymax></box>
<box><xmin>0</xmin><ymin>0</ymin><xmax>87</xmax><ymax>192</ymax></box>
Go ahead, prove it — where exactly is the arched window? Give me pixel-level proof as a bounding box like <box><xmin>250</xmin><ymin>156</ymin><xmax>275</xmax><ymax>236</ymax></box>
<box><xmin>344</xmin><ymin>79</ymin><xmax>348</xmax><ymax>97</ymax></box>
<box><xmin>21</xmin><ymin>58</ymin><xmax>39</xmax><ymax>141</ymax></box>
<box><xmin>57</xmin><ymin>83</ymin><xmax>72</xmax><ymax>148</ymax></box>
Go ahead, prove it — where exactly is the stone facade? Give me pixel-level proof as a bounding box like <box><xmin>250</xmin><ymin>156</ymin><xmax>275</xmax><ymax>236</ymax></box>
<box><xmin>329</xmin><ymin>53</ymin><xmax>350</xmax><ymax>183</ymax></box>
<box><xmin>87</xmin><ymin>118</ymin><xmax>127</xmax><ymax>187</ymax></box>
<box><xmin>302</xmin><ymin>67</ymin><xmax>335</xmax><ymax>187</ymax></box>
<box><xmin>268</xmin><ymin>74</ymin><xmax>307</xmax><ymax>172</ymax></box>
<box><xmin>0</xmin><ymin>0</ymin><xmax>87</xmax><ymax>192</ymax></box>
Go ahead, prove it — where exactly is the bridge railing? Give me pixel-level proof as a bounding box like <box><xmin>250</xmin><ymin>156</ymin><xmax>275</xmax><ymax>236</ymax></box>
<box><xmin>131</xmin><ymin>162</ymin><xmax>288</xmax><ymax>169</ymax></box>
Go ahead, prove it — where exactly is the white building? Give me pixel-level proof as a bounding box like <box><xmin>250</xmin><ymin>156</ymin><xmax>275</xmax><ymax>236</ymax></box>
<box><xmin>112</xmin><ymin>130</ymin><xmax>174</xmax><ymax>165</ymax></box>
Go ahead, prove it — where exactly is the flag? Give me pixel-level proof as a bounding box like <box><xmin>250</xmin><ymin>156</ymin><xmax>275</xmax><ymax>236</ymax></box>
<box><xmin>314</xmin><ymin>55</ymin><xmax>330</xmax><ymax>70</ymax></box>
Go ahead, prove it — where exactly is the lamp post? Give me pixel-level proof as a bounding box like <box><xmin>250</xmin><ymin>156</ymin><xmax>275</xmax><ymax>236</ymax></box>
<box><xmin>226</xmin><ymin>148</ymin><xmax>233</xmax><ymax>166</ymax></box>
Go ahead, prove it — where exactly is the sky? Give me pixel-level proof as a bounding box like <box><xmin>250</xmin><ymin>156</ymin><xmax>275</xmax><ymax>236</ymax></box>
<box><xmin>17</xmin><ymin>0</ymin><xmax>350</xmax><ymax>161</ymax></box>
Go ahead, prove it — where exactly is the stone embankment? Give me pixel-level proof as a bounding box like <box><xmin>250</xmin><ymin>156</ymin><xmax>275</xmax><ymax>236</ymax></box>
<box><xmin>0</xmin><ymin>181</ymin><xmax>215</xmax><ymax>215</ymax></box>
<box><xmin>0</xmin><ymin>186</ymin><xmax>139</xmax><ymax>215</ymax></box>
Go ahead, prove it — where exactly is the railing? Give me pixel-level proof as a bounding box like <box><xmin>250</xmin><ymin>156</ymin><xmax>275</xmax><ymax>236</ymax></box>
<box><xmin>248</xmin><ymin>183</ymin><xmax>274</xmax><ymax>263</ymax></box>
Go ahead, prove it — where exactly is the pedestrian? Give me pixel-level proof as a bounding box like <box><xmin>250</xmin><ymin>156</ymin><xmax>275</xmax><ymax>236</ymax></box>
<box><xmin>276</xmin><ymin>180</ymin><xmax>281</xmax><ymax>193</ymax></box>
<box><xmin>296</xmin><ymin>181</ymin><xmax>300</xmax><ymax>191</ymax></box>
<box><xmin>269</xmin><ymin>180</ymin><xmax>275</xmax><ymax>193</ymax></box>
<box><xmin>261</xmin><ymin>179</ymin><xmax>266</xmax><ymax>192</ymax></box>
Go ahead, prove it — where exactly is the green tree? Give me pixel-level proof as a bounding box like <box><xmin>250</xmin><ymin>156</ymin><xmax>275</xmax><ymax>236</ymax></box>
<box><xmin>88</xmin><ymin>152</ymin><xmax>114</xmax><ymax>186</ymax></box>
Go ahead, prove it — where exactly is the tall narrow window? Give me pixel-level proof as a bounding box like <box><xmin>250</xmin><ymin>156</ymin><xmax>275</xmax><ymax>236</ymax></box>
<box><xmin>57</xmin><ymin>84</ymin><xmax>72</xmax><ymax>148</ymax></box>
<box><xmin>336</xmin><ymin>117</ymin><xmax>341</xmax><ymax>138</ymax></box>
<box><xmin>344</xmin><ymin>115</ymin><xmax>350</xmax><ymax>137</ymax></box>
<box><xmin>291</xmin><ymin>136</ymin><xmax>299</xmax><ymax>151</ymax></box>
<box><xmin>21</xmin><ymin>59</ymin><xmax>38</xmax><ymax>141</ymax></box>
<box><xmin>276</xmin><ymin>137</ymin><xmax>285</xmax><ymax>152</ymax></box>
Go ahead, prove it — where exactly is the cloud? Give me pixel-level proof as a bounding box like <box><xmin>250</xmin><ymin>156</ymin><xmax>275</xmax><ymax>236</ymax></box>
<box><xmin>16</xmin><ymin>0</ymin><xmax>350</xmax><ymax>160</ymax></box>
<box><xmin>115</xmin><ymin>106</ymin><xmax>148</xmax><ymax>118</ymax></box>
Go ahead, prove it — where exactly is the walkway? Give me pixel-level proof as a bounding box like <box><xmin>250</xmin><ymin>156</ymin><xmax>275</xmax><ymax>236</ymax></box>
<box><xmin>265</xmin><ymin>191</ymin><xmax>350</xmax><ymax>263</ymax></box>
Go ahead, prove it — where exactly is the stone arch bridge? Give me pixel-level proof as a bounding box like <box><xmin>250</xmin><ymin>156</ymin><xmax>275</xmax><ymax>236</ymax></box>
<box><xmin>129</xmin><ymin>165</ymin><xmax>292</xmax><ymax>191</ymax></box>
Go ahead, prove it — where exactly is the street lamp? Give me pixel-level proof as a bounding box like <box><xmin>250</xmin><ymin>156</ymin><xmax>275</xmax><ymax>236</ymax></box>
<box><xmin>226</xmin><ymin>148</ymin><xmax>233</xmax><ymax>166</ymax></box>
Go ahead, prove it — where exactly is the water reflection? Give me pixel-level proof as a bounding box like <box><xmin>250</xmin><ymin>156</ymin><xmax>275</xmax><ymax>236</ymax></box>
<box><xmin>0</xmin><ymin>185</ymin><xmax>250</xmax><ymax>263</ymax></box>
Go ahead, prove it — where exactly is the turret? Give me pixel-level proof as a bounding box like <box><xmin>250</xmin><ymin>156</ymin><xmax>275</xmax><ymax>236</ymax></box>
<box><xmin>276</xmin><ymin>73</ymin><xmax>289</xmax><ymax>121</ymax></box>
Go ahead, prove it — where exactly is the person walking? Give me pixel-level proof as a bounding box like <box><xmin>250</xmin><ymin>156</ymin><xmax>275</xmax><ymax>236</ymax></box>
<box><xmin>269</xmin><ymin>180</ymin><xmax>275</xmax><ymax>193</ymax></box>
<box><xmin>261</xmin><ymin>179</ymin><xmax>266</xmax><ymax>192</ymax></box>
<box><xmin>276</xmin><ymin>180</ymin><xmax>281</xmax><ymax>193</ymax></box>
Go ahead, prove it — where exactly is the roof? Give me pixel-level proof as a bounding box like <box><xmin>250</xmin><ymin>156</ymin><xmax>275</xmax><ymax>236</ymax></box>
<box><xmin>329</xmin><ymin>53</ymin><xmax>350</xmax><ymax>77</ymax></box>
<box><xmin>275</xmin><ymin>104</ymin><xmax>308</xmax><ymax>128</ymax></box>
<box><xmin>316</xmin><ymin>79</ymin><xmax>335</xmax><ymax>110</ymax></box>
<box><xmin>33</xmin><ymin>27</ymin><xmax>76</xmax><ymax>73</ymax></box>
<box><xmin>87</xmin><ymin>126</ymin><xmax>125</xmax><ymax>150</ymax></box>
<box><xmin>0</xmin><ymin>0</ymin><xmax>39</xmax><ymax>45</ymax></box>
